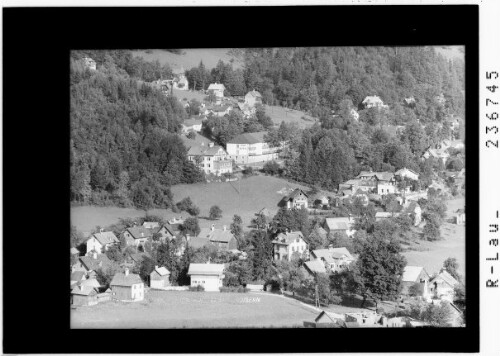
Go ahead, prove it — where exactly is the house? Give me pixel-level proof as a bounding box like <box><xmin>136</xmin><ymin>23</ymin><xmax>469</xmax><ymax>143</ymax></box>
<box><xmin>344</xmin><ymin>312</ymin><xmax>385</xmax><ymax>327</ymax></box>
<box><xmin>421</xmin><ymin>147</ymin><xmax>449</xmax><ymax>164</ymax></box>
<box><xmin>279</xmin><ymin>188</ymin><xmax>308</xmax><ymax>209</ymax></box>
<box><xmin>207</xmin><ymin>83</ymin><xmax>226</xmax><ymax>99</ymax></box>
<box><xmin>226</xmin><ymin>131</ymin><xmax>280</xmax><ymax>165</ymax></box>
<box><xmin>129</xmin><ymin>252</ymin><xmax>150</xmax><ymax>265</ymax></box>
<box><xmin>354</xmin><ymin>171</ymin><xmax>396</xmax><ymax>195</ymax></box>
<box><xmin>73</xmin><ymin>253</ymin><xmax>112</xmax><ymax>274</ymax></box>
<box><xmin>173</xmin><ymin>74</ymin><xmax>189</xmax><ymax>91</ymax></box>
<box><xmin>187</xmin><ymin>263</ymin><xmax>225</xmax><ymax>292</ymax></box>
<box><xmin>401</xmin><ymin>265</ymin><xmax>430</xmax><ymax>296</ymax></box>
<box><xmin>429</xmin><ymin>270</ymin><xmax>460</xmax><ymax>302</ymax></box>
<box><xmin>403</xmin><ymin>97</ymin><xmax>416</xmax><ymax>107</ymax></box>
<box><xmin>71</xmin><ymin>285</ymin><xmax>99</xmax><ymax>306</ymax></box>
<box><xmin>339</xmin><ymin>179</ymin><xmax>361</xmax><ymax>192</ymax></box>
<box><xmin>236</xmin><ymin>102</ymin><xmax>256</xmax><ymax>117</ymax></box>
<box><xmin>143</xmin><ymin>221</ymin><xmax>160</xmax><ymax>230</ymax></box>
<box><xmin>311</xmin><ymin>247</ymin><xmax>355</xmax><ymax>272</ymax></box>
<box><xmin>153</xmin><ymin>224</ymin><xmax>177</xmax><ymax>242</ymax></box>
<box><xmin>304</xmin><ymin>311</ymin><xmax>345</xmax><ymax>328</ymax></box>
<box><xmin>110</xmin><ymin>269</ymin><xmax>144</xmax><ymax>301</ymax></box>
<box><xmin>395</xmin><ymin>167</ymin><xmax>419</xmax><ymax>181</ymax></box>
<box><xmin>304</xmin><ymin>259</ymin><xmax>327</xmax><ymax>277</ymax></box>
<box><xmin>70</xmin><ymin>271</ymin><xmax>87</xmax><ymax>288</ymax></box>
<box><xmin>272</xmin><ymin>231</ymin><xmax>308</xmax><ymax>261</ymax></box>
<box><xmin>150</xmin><ymin>265</ymin><xmax>171</xmax><ymax>289</ymax></box>
<box><xmin>350</xmin><ymin>108</ymin><xmax>360</xmax><ymax>121</ymax></box>
<box><xmin>198</xmin><ymin>225</ymin><xmax>238</xmax><ymax>250</ymax></box>
<box><xmin>82</xmin><ymin>57</ymin><xmax>97</xmax><ymax>70</ymax></box>
<box><xmin>207</xmin><ymin>104</ymin><xmax>232</xmax><ymax>117</ymax></box>
<box><xmin>323</xmin><ymin>217</ymin><xmax>356</xmax><ymax>237</ymax></box>
<box><xmin>404</xmin><ymin>201</ymin><xmax>422</xmax><ymax>226</ymax></box>
<box><xmin>187</xmin><ymin>142</ymin><xmax>233</xmax><ymax>176</ymax></box>
<box><xmin>181</xmin><ymin>118</ymin><xmax>204</xmax><ymax>133</ymax></box>
<box><xmin>362</xmin><ymin>95</ymin><xmax>388</xmax><ymax>109</ymax></box>
<box><xmin>123</xmin><ymin>226</ymin><xmax>153</xmax><ymax>247</ymax></box>
<box><xmin>244</xmin><ymin>89</ymin><xmax>263</xmax><ymax>107</ymax></box>
<box><xmin>79</xmin><ymin>277</ymin><xmax>101</xmax><ymax>290</ymax></box>
<box><xmin>455</xmin><ymin>209</ymin><xmax>465</xmax><ymax>225</ymax></box>
<box><xmin>375</xmin><ymin>211</ymin><xmax>400</xmax><ymax>221</ymax></box>
<box><xmin>86</xmin><ymin>230</ymin><xmax>119</xmax><ymax>254</ymax></box>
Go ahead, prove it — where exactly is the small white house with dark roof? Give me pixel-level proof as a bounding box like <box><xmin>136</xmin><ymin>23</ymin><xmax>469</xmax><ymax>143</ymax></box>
<box><xmin>123</xmin><ymin>226</ymin><xmax>153</xmax><ymax>247</ymax></box>
<box><xmin>244</xmin><ymin>89</ymin><xmax>263</xmax><ymax>107</ymax></box>
<box><xmin>86</xmin><ymin>230</ymin><xmax>119</xmax><ymax>253</ymax></box>
<box><xmin>110</xmin><ymin>268</ymin><xmax>144</xmax><ymax>301</ymax></box>
<box><xmin>150</xmin><ymin>266</ymin><xmax>171</xmax><ymax>289</ymax></box>
<box><xmin>271</xmin><ymin>231</ymin><xmax>308</xmax><ymax>261</ymax></box>
<box><xmin>429</xmin><ymin>270</ymin><xmax>460</xmax><ymax>302</ymax></box>
<box><xmin>188</xmin><ymin>263</ymin><xmax>225</xmax><ymax>292</ymax></box>
<box><xmin>279</xmin><ymin>188</ymin><xmax>308</xmax><ymax>210</ymax></box>
<box><xmin>401</xmin><ymin>265</ymin><xmax>430</xmax><ymax>296</ymax></box>
<box><xmin>311</xmin><ymin>247</ymin><xmax>355</xmax><ymax>272</ymax></box>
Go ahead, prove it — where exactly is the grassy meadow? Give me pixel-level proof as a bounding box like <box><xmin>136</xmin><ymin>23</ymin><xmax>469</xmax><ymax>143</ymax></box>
<box><xmin>71</xmin><ymin>175</ymin><xmax>310</xmax><ymax>234</ymax></box>
<box><xmin>71</xmin><ymin>290</ymin><xmax>316</xmax><ymax>328</ymax></box>
<box><xmin>264</xmin><ymin>104</ymin><xmax>317</xmax><ymax>129</ymax></box>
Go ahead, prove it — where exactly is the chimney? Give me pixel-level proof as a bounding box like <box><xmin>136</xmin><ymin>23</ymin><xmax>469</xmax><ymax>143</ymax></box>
<box><xmin>79</xmin><ymin>285</ymin><xmax>84</xmax><ymax>291</ymax></box>
<box><xmin>223</xmin><ymin>225</ymin><xmax>227</xmax><ymax>231</ymax></box>
<box><xmin>208</xmin><ymin>142</ymin><xmax>214</xmax><ymax>148</ymax></box>
<box><xmin>125</xmin><ymin>268</ymin><xmax>129</xmax><ymax>276</ymax></box>
<box><xmin>211</xmin><ymin>224</ymin><xmax>215</xmax><ymax>231</ymax></box>
<box><xmin>93</xmin><ymin>251</ymin><xmax>97</xmax><ymax>259</ymax></box>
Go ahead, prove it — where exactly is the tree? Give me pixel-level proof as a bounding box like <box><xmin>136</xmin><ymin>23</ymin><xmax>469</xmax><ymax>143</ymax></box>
<box><xmin>177</xmin><ymin>197</ymin><xmax>194</xmax><ymax>212</ymax></box>
<box><xmin>307</xmin><ymin>226</ymin><xmax>328</xmax><ymax>250</ymax></box>
<box><xmin>351</xmin><ymin>235</ymin><xmax>407</xmax><ymax>308</ymax></box>
<box><xmin>95</xmin><ymin>264</ymin><xmax>118</xmax><ymax>288</ymax></box>
<box><xmin>251</xmin><ymin>230</ymin><xmax>273</xmax><ymax>281</ymax></box>
<box><xmin>315</xmin><ymin>273</ymin><xmax>331</xmax><ymax>304</ymax></box>
<box><xmin>230</xmin><ymin>214</ymin><xmax>243</xmax><ymax>240</ymax></box>
<box><xmin>209</xmin><ymin>205</ymin><xmax>223</xmax><ymax>220</ymax></box>
<box><xmin>271</xmin><ymin>207</ymin><xmax>310</xmax><ymax>237</ymax></box>
<box><xmin>105</xmin><ymin>244</ymin><xmax>124</xmax><ymax>263</ymax></box>
<box><xmin>423</xmin><ymin>215</ymin><xmax>441</xmax><ymax>241</ymax></box>
<box><xmin>181</xmin><ymin>217</ymin><xmax>201</xmax><ymax>237</ymax></box>
<box><xmin>417</xmin><ymin>302</ymin><xmax>454</xmax><ymax>327</ymax></box>
<box><xmin>443</xmin><ymin>257</ymin><xmax>461</xmax><ymax>282</ymax></box>
<box><xmin>139</xmin><ymin>255</ymin><xmax>156</xmax><ymax>284</ymax></box>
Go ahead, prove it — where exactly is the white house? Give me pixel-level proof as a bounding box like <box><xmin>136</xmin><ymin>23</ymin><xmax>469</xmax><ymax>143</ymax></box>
<box><xmin>150</xmin><ymin>266</ymin><xmax>171</xmax><ymax>289</ymax></box>
<box><xmin>207</xmin><ymin>83</ymin><xmax>226</xmax><ymax>99</ymax></box>
<box><xmin>181</xmin><ymin>118</ymin><xmax>204</xmax><ymax>133</ymax></box>
<box><xmin>429</xmin><ymin>270</ymin><xmax>460</xmax><ymax>302</ymax></box>
<box><xmin>377</xmin><ymin>182</ymin><xmax>397</xmax><ymax>195</ymax></box>
<box><xmin>244</xmin><ymin>89</ymin><xmax>263</xmax><ymax>107</ymax></box>
<box><xmin>311</xmin><ymin>247</ymin><xmax>355</xmax><ymax>273</ymax></box>
<box><xmin>122</xmin><ymin>226</ymin><xmax>153</xmax><ymax>247</ymax></box>
<box><xmin>226</xmin><ymin>131</ymin><xmax>280</xmax><ymax>164</ymax></box>
<box><xmin>86</xmin><ymin>230</ymin><xmax>119</xmax><ymax>254</ymax></box>
<box><xmin>455</xmin><ymin>209</ymin><xmax>465</xmax><ymax>225</ymax></box>
<box><xmin>279</xmin><ymin>188</ymin><xmax>308</xmax><ymax>210</ymax></box>
<box><xmin>395</xmin><ymin>167</ymin><xmax>419</xmax><ymax>181</ymax></box>
<box><xmin>271</xmin><ymin>231</ymin><xmax>309</xmax><ymax>261</ymax></box>
<box><xmin>110</xmin><ymin>269</ymin><xmax>144</xmax><ymax>301</ymax></box>
<box><xmin>362</xmin><ymin>95</ymin><xmax>388</xmax><ymax>109</ymax></box>
<box><xmin>188</xmin><ymin>263</ymin><xmax>225</xmax><ymax>292</ymax></box>
<box><xmin>187</xmin><ymin>142</ymin><xmax>233</xmax><ymax>176</ymax></box>
<box><xmin>350</xmin><ymin>108</ymin><xmax>360</xmax><ymax>121</ymax></box>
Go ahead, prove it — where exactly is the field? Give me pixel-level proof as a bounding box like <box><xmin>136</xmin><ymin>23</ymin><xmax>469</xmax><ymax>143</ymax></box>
<box><xmin>71</xmin><ymin>290</ymin><xmax>317</xmax><ymax>328</ymax></box>
<box><xmin>171</xmin><ymin>88</ymin><xmax>206</xmax><ymax>102</ymax></box>
<box><xmin>71</xmin><ymin>175</ymin><xmax>310</xmax><ymax>234</ymax></box>
<box><xmin>264</xmin><ymin>104</ymin><xmax>317</xmax><ymax>129</ymax></box>
<box><xmin>132</xmin><ymin>49</ymin><xmax>243</xmax><ymax>71</ymax></box>
<box><xmin>402</xmin><ymin>197</ymin><xmax>465</xmax><ymax>275</ymax></box>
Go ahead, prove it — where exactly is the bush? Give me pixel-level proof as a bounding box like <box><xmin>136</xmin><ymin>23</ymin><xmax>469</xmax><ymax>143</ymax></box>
<box><xmin>220</xmin><ymin>286</ymin><xmax>249</xmax><ymax>293</ymax></box>
<box><xmin>189</xmin><ymin>285</ymin><xmax>205</xmax><ymax>292</ymax></box>
<box><xmin>329</xmin><ymin>294</ymin><xmax>343</xmax><ymax>305</ymax></box>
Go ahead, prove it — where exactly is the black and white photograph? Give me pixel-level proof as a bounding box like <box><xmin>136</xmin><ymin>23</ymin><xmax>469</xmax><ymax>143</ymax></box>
<box><xmin>69</xmin><ymin>46</ymin><xmax>466</xmax><ymax>329</ymax></box>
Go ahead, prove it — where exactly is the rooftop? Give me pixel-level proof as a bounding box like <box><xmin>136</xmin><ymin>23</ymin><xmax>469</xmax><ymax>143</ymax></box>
<box><xmin>110</xmin><ymin>272</ymin><xmax>143</xmax><ymax>287</ymax></box>
<box><xmin>272</xmin><ymin>231</ymin><xmax>305</xmax><ymax>245</ymax></box>
<box><xmin>92</xmin><ymin>231</ymin><xmax>119</xmax><ymax>246</ymax></box>
<box><xmin>126</xmin><ymin>226</ymin><xmax>153</xmax><ymax>239</ymax></box>
<box><xmin>227</xmin><ymin>131</ymin><xmax>268</xmax><ymax>145</ymax></box>
<box><xmin>187</xmin><ymin>263</ymin><xmax>225</xmax><ymax>276</ymax></box>
<box><xmin>304</xmin><ymin>260</ymin><xmax>327</xmax><ymax>274</ymax></box>
<box><xmin>402</xmin><ymin>266</ymin><xmax>425</xmax><ymax>282</ymax></box>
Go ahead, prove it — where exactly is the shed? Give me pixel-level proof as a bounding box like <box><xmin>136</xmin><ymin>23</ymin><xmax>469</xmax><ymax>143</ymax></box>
<box><xmin>188</xmin><ymin>263</ymin><xmax>225</xmax><ymax>292</ymax></box>
<box><xmin>150</xmin><ymin>265</ymin><xmax>171</xmax><ymax>289</ymax></box>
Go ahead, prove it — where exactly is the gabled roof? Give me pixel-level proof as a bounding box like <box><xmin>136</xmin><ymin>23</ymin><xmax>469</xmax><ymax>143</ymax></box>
<box><xmin>430</xmin><ymin>270</ymin><xmax>460</xmax><ymax>288</ymax></box>
<box><xmin>110</xmin><ymin>272</ymin><xmax>143</xmax><ymax>287</ymax></box>
<box><xmin>130</xmin><ymin>252</ymin><xmax>150</xmax><ymax>263</ymax></box>
<box><xmin>375</xmin><ymin>212</ymin><xmax>397</xmax><ymax>219</ymax></box>
<box><xmin>207</xmin><ymin>229</ymin><xmax>235</xmax><ymax>243</ymax></box>
<box><xmin>395</xmin><ymin>167</ymin><xmax>419</xmax><ymax>177</ymax></box>
<box><xmin>152</xmin><ymin>266</ymin><xmax>170</xmax><ymax>276</ymax></box>
<box><xmin>80</xmin><ymin>278</ymin><xmax>101</xmax><ymax>289</ymax></box>
<box><xmin>207</xmin><ymin>83</ymin><xmax>226</xmax><ymax>91</ymax></box>
<box><xmin>187</xmin><ymin>144</ymin><xmax>225</xmax><ymax>157</ymax></box>
<box><xmin>227</xmin><ymin>131</ymin><xmax>267</xmax><ymax>145</ymax></box>
<box><xmin>285</xmin><ymin>188</ymin><xmax>308</xmax><ymax>200</ymax></box>
<box><xmin>71</xmin><ymin>271</ymin><xmax>86</xmax><ymax>282</ymax></box>
<box><xmin>272</xmin><ymin>231</ymin><xmax>305</xmax><ymax>245</ymax></box>
<box><xmin>187</xmin><ymin>263</ymin><xmax>225</xmax><ymax>276</ymax></box>
<box><xmin>258</xmin><ymin>207</ymin><xmax>273</xmax><ymax>218</ymax></box>
<box><xmin>324</xmin><ymin>218</ymin><xmax>351</xmax><ymax>231</ymax></box>
<box><xmin>402</xmin><ymin>266</ymin><xmax>426</xmax><ymax>282</ymax></box>
<box><xmin>304</xmin><ymin>260</ymin><xmax>327</xmax><ymax>275</ymax></box>
<box><xmin>126</xmin><ymin>226</ymin><xmax>153</xmax><ymax>239</ymax></box>
<box><xmin>71</xmin><ymin>285</ymin><xmax>98</xmax><ymax>296</ymax></box>
<box><xmin>313</xmin><ymin>247</ymin><xmax>354</xmax><ymax>262</ymax></box>
<box><xmin>315</xmin><ymin>311</ymin><xmax>344</xmax><ymax>323</ymax></box>
<box><xmin>246</xmin><ymin>90</ymin><xmax>262</xmax><ymax>98</ymax></box>
<box><xmin>311</xmin><ymin>226</ymin><xmax>328</xmax><ymax>239</ymax></box>
<box><xmin>92</xmin><ymin>231</ymin><xmax>119</xmax><ymax>246</ymax></box>
<box><xmin>79</xmin><ymin>254</ymin><xmax>112</xmax><ymax>272</ymax></box>
<box><xmin>183</xmin><ymin>118</ymin><xmax>204</xmax><ymax>126</ymax></box>
<box><xmin>70</xmin><ymin>247</ymin><xmax>80</xmax><ymax>255</ymax></box>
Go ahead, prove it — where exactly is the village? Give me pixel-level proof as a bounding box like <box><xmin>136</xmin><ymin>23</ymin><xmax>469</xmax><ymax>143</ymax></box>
<box><xmin>71</xmin><ymin>52</ymin><xmax>466</xmax><ymax>328</ymax></box>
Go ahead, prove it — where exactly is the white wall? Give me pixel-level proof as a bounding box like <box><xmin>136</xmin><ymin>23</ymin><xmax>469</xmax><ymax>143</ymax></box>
<box><xmin>191</xmin><ymin>274</ymin><xmax>223</xmax><ymax>292</ymax></box>
<box><xmin>86</xmin><ymin>237</ymin><xmax>103</xmax><ymax>253</ymax></box>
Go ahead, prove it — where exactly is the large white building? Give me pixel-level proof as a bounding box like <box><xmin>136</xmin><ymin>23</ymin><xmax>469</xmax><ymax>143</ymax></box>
<box><xmin>188</xmin><ymin>263</ymin><xmax>225</xmax><ymax>292</ymax></box>
<box><xmin>271</xmin><ymin>231</ymin><xmax>309</xmax><ymax>261</ymax></box>
<box><xmin>207</xmin><ymin>83</ymin><xmax>226</xmax><ymax>99</ymax></box>
<box><xmin>226</xmin><ymin>131</ymin><xmax>280</xmax><ymax>164</ymax></box>
<box><xmin>187</xmin><ymin>142</ymin><xmax>233</xmax><ymax>176</ymax></box>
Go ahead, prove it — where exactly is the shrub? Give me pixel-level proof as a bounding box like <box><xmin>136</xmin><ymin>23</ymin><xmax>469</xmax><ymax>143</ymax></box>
<box><xmin>329</xmin><ymin>294</ymin><xmax>343</xmax><ymax>305</ymax></box>
<box><xmin>189</xmin><ymin>285</ymin><xmax>205</xmax><ymax>292</ymax></box>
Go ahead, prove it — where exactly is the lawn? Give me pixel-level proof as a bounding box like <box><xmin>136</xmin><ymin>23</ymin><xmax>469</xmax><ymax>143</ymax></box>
<box><xmin>71</xmin><ymin>175</ymin><xmax>310</xmax><ymax>234</ymax></box>
<box><xmin>264</xmin><ymin>104</ymin><xmax>317</xmax><ymax>129</ymax></box>
<box><xmin>171</xmin><ymin>88</ymin><xmax>206</xmax><ymax>102</ymax></box>
<box><xmin>402</xmin><ymin>197</ymin><xmax>465</xmax><ymax>275</ymax></box>
<box><xmin>71</xmin><ymin>290</ymin><xmax>317</xmax><ymax>328</ymax></box>
<box><xmin>132</xmin><ymin>49</ymin><xmax>243</xmax><ymax>71</ymax></box>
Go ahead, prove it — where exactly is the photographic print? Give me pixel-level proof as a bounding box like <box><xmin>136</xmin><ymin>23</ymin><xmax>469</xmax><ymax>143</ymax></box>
<box><xmin>69</xmin><ymin>46</ymin><xmax>466</xmax><ymax>329</ymax></box>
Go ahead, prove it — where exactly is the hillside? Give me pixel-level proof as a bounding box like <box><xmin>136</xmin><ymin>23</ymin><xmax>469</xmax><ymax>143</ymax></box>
<box><xmin>435</xmin><ymin>46</ymin><xmax>465</xmax><ymax>62</ymax></box>
<box><xmin>132</xmin><ymin>49</ymin><xmax>244</xmax><ymax>72</ymax></box>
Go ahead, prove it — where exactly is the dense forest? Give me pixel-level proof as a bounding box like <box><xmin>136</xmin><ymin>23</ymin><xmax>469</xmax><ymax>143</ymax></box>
<box><xmin>70</xmin><ymin>48</ymin><xmax>465</xmax><ymax>207</ymax></box>
<box><xmin>70</xmin><ymin>51</ymin><xmax>203</xmax><ymax>209</ymax></box>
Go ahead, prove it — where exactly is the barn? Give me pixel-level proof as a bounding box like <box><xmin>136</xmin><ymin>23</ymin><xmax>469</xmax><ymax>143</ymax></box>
<box><xmin>150</xmin><ymin>266</ymin><xmax>171</xmax><ymax>289</ymax></box>
<box><xmin>71</xmin><ymin>285</ymin><xmax>98</xmax><ymax>306</ymax></box>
